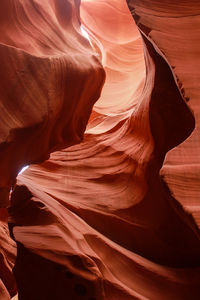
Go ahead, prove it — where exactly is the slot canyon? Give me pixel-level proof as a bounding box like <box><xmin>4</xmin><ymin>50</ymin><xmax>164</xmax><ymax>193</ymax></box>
<box><xmin>0</xmin><ymin>0</ymin><xmax>200</xmax><ymax>299</ymax></box>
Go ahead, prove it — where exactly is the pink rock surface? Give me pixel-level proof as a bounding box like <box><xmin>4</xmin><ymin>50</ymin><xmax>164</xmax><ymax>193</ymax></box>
<box><xmin>0</xmin><ymin>215</ymin><xmax>16</xmax><ymax>299</ymax></box>
<box><xmin>0</xmin><ymin>0</ymin><xmax>200</xmax><ymax>299</ymax></box>
<box><xmin>0</xmin><ymin>0</ymin><xmax>105</xmax><ymax>207</ymax></box>
<box><xmin>127</xmin><ymin>0</ymin><xmax>200</xmax><ymax>229</ymax></box>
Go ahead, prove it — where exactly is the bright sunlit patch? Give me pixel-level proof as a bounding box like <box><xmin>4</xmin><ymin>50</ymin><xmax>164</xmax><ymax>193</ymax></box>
<box><xmin>80</xmin><ymin>25</ymin><xmax>92</xmax><ymax>45</ymax></box>
<box><xmin>18</xmin><ymin>165</ymin><xmax>29</xmax><ymax>175</ymax></box>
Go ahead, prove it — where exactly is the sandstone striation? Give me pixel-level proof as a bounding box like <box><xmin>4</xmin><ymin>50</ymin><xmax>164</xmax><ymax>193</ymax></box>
<box><xmin>0</xmin><ymin>0</ymin><xmax>200</xmax><ymax>299</ymax></box>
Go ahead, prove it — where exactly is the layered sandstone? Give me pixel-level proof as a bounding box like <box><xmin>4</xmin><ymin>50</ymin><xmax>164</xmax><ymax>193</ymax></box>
<box><xmin>0</xmin><ymin>0</ymin><xmax>200</xmax><ymax>299</ymax></box>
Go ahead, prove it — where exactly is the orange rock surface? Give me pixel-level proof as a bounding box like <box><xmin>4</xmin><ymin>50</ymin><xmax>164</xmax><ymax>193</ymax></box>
<box><xmin>0</xmin><ymin>0</ymin><xmax>200</xmax><ymax>299</ymax></box>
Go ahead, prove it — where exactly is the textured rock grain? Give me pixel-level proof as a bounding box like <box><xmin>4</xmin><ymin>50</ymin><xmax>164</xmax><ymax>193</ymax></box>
<box><xmin>0</xmin><ymin>0</ymin><xmax>200</xmax><ymax>299</ymax></box>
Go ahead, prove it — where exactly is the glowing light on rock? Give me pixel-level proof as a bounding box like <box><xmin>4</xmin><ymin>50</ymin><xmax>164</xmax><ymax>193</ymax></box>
<box><xmin>18</xmin><ymin>166</ymin><xmax>29</xmax><ymax>175</ymax></box>
<box><xmin>80</xmin><ymin>25</ymin><xmax>92</xmax><ymax>45</ymax></box>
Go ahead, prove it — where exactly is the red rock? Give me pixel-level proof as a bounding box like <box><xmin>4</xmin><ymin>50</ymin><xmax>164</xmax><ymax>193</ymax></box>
<box><xmin>0</xmin><ymin>0</ymin><xmax>200</xmax><ymax>299</ymax></box>
<box><xmin>0</xmin><ymin>0</ymin><xmax>105</xmax><ymax>208</ymax></box>
<box><xmin>0</xmin><ymin>219</ymin><xmax>17</xmax><ymax>299</ymax></box>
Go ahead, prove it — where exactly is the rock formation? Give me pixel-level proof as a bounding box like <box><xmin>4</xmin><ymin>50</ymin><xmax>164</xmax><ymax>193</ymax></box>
<box><xmin>0</xmin><ymin>0</ymin><xmax>200</xmax><ymax>299</ymax></box>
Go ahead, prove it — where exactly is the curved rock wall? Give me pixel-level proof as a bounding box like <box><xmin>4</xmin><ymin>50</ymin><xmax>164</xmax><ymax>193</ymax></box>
<box><xmin>0</xmin><ymin>0</ymin><xmax>200</xmax><ymax>299</ymax></box>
